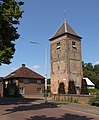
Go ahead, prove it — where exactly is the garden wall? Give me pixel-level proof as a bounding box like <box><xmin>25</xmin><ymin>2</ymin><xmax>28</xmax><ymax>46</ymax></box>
<box><xmin>51</xmin><ymin>94</ymin><xmax>95</xmax><ymax>104</ymax></box>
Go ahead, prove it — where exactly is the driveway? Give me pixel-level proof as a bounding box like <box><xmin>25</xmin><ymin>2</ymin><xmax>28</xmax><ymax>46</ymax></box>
<box><xmin>0</xmin><ymin>97</ymin><xmax>99</xmax><ymax>120</ymax></box>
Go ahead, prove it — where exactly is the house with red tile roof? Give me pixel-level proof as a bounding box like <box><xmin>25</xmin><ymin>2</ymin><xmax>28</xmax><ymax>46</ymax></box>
<box><xmin>3</xmin><ymin>64</ymin><xmax>45</xmax><ymax>97</ymax></box>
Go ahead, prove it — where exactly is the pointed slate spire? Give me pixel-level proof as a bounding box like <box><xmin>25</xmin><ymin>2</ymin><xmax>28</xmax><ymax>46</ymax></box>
<box><xmin>50</xmin><ymin>19</ymin><xmax>81</xmax><ymax>40</ymax></box>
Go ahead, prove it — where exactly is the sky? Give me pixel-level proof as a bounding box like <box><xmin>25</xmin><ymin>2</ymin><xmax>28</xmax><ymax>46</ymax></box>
<box><xmin>0</xmin><ymin>0</ymin><xmax>99</xmax><ymax>77</ymax></box>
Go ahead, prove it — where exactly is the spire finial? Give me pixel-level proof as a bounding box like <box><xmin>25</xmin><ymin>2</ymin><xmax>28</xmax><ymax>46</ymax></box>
<box><xmin>64</xmin><ymin>10</ymin><xmax>66</xmax><ymax>21</ymax></box>
<box><xmin>64</xmin><ymin>10</ymin><xmax>67</xmax><ymax>32</ymax></box>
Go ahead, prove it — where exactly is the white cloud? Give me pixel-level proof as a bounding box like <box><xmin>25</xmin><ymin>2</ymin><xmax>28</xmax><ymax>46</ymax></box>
<box><xmin>94</xmin><ymin>61</ymin><xmax>99</xmax><ymax>65</ymax></box>
<box><xmin>32</xmin><ymin>65</ymin><xmax>41</xmax><ymax>69</ymax></box>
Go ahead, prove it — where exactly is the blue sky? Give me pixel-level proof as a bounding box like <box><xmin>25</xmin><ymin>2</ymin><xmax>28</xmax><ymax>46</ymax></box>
<box><xmin>0</xmin><ymin>0</ymin><xmax>99</xmax><ymax>77</ymax></box>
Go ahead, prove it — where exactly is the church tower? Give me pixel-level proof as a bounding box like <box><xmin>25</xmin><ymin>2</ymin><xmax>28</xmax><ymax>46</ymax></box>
<box><xmin>49</xmin><ymin>19</ymin><xmax>83</xmax><ymax>94</ymax></box>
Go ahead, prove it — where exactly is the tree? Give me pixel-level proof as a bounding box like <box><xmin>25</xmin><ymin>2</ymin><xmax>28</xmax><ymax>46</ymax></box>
<box><xmin>94</xmin><ymin>64</ymin><xmax>99</xmax><ymax>76</ymax></box>
<box><xmin>58</xmin><ymin>82</ymin><xmax>65</xmax><ymax>94</ymax></box>
<box><xmin>82</xmin><ymin>61</ymin><xmax>99</xmax><ymax>89</ymax></box>
<box><xmin>68</xmin><ymin>80</ymin><xmax>76</xmax><ymax>94</ymax></box>
<box><xmin>80</xmin><ymin>79</ymin><xmax>88</xmax><ymax>94</ymax></box>
<box><xmin>0</xmin><ymin>0</ymin><xmax>24</xmax><ymax>65</ymax></box>
<box><xmin>85</xmin><ymin>63</ymin><xmax>93</xmax><ymax>71</ymax></box>
<box><xmin>94</xmin><ymin>64</ymin><xmax>99</xmax><ymax>89</ymax></box>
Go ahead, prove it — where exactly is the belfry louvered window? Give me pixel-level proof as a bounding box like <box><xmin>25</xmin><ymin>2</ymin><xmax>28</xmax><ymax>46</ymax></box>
<box><xmin>57</xmin><ymin>42</ymin><xmax>60</xmax><ymax>49</ymax></box>
<box><xmin>72</xmin><ymin>41</ymin><xmax>76</xmax><ymax>49</ymax></box>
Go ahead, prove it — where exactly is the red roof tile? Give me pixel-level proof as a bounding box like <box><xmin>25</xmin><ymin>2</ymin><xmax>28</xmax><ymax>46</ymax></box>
<box><xmin>4</xmin><ymin>65</ymin><xmax>44</xmax><ymax>79</ymax></box>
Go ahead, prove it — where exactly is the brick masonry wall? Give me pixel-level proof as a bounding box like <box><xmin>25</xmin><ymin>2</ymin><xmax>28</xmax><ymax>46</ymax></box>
<box><xmin>51</xmin><ymin>94</ymin><xmax>95</xmax><ymax>104</ymax></box>
<box><xmin>50</xmin><ymin>34</ymin><xmax>83</xmax><ymax>94</ymax></box>
<box><xmin>18</xmin><ymin>79</ymin><xmax>45</xmax><ymax>96</ymax></box>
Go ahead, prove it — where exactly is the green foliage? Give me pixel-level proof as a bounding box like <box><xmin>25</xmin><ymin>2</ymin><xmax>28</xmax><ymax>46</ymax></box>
<box><xmin>68</xmin><ymin>80</ymin><xmax>76</xmax><ymax>94</ymax></box>
<box><xmin>0</xmin><ymin>0</ymin><xmax>24</xmax><ymax>65</ymax></box>
<box><xmin>81</xmin><ymin>79</ymin><xmax>89</xmax><ymax>94</ymax></box>
<box><xmin>47</xmin><ymin>78</ymin><xmax>50</xmax><ymax>84</ymax></box>
<box><xmin>94</xmin><ymin>64</ymin><xmax>99</xmax><ymax>74</ymax></box>
<box><xmin>88</xmin><ymin>89</ymin><xmax>99</xmax><ymax>94</ymax></box>
<box><xmin>74</xmin><ymin>98</ymin><xmax>78</xmax><ymax>103</ymax></box>
<box><xmin>58</xmin><ymin>82</ymin><xmax>65</xmax><ymax>94</ymax></box>
<box><xmin>95</xmin><ymin>80</ymin><xmax>99</xmax><ymax>89</ymax></box>
<box><xmin>69</xmin><ymin>96</ymin><xmax>73</xmax><ymax>102</ymax></box>
<box><xmin>82</xmin><ymin>61</ymin><xmax>99</xmax><ymax>89</ymax></box>
<box><xmin>47</xmin><ymin>87</ymin><xmax>51</xmax><ymax>93</ymax></box>
<box><xmin>89</xmin><ymin>93</ymin><xmax>99</xmax><ymax>106</ymax></box>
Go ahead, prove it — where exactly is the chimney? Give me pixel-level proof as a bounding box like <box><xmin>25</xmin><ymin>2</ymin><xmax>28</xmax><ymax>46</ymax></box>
<box><xmin>22</xmin><ymin>64</ymin><xmax>25</xmax><ymax>67</ymax></box>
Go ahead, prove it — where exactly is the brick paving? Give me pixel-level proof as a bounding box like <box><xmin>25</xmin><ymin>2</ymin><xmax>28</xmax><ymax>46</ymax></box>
<box><xmin>0</xmin><ymin>97</ymin><xmax>99</xmax><ymax>120</ymax></box>
<box><xmin>48</xmin><ymin>97</ymin><xmax>99</xmax><ymax>115</ymax></box>
<box><xmin>59</xmin><ymin>102</ymin><xmax>99</xmax><ymax>115</ymax></box>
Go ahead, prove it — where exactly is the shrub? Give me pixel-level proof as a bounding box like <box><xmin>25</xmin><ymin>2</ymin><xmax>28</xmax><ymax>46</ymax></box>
<box><xmin>89</xmin><ymin>93</ymin><xmax>99</xmax><ymax>106</ymax></box>
<box><xmin>88</xmin><ymin>89</ymin><xmax>99</xmax><ymax>95</ymax></box>
<box><xmin>69</xmin><ymin>96</ymin><xmax>73</xmax><ymax>102</ymax></box>
<box><xmin>80</xmin><ymin>79</ymin><xmax>89</xmax><ymax>94</ymax></box>
<box><xmin>74</xmin><ymin>99</ymin><xmax>78</xmax><ymax>103</ymax></box>
<box><xmin>58</xmin><ymin>82</ymin><xmax>65</xmax><ymax>94</ymax></box>
<box><xmin>68</xmin><ymin>80</ymin><xmax>76</xmax><ymax>94</ymax></box>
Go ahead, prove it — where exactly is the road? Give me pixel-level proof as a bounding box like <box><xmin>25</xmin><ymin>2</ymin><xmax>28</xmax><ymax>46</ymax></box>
<box><xmin>0</xmin><ymin>97</ymin><xmax>99</xmax><ymax>120</ymax></box>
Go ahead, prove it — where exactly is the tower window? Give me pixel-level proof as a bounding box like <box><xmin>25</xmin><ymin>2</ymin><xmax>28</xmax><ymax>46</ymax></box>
<box><xmin>72</xmin><ymin>41</ymin><xmax>76</xmax><ymax>49</ymax></box>
<box><xmin>57</xmin><ymin>42</ymin><xmax>60</xmax><ymax>49</ymax></box>
<box><xmin>58</xmin><ymin>65</ymin><xmax>60</xmax><ymax>70</ymax></box>
<box><xmin>58</xmin><ymin>54</ymin><xmax>59</xmax><ymax>58</ymax></box>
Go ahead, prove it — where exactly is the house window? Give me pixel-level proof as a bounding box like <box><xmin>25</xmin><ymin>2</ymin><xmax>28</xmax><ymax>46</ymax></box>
<box><xmin>57</xmin><ymin>42</ymin><xmax>60</xmax><ymax>49</ymax></box>
<box><xmin>23</xmin><ymin>79</ymin><xmax>29</xmax><ymax>84</ymax></box>
<box><xmin>19</xmin><ymin>87</ymin><xmax>25</xmax><ymax>94</ymax></box>
<box><xmin>37</xmin><ymin>80</ymin><xmax>41</xmax><ymax>84</ymax></box>
<box><xmin>13</xmin><ymin>79</ymin><xmax>16</xmax><ymax>84</ymax></box>
<box><xmin>72</xmin><ymin>41</ymin><xmax>76</xmax><ymax>49</ymax></box>
<box><xmin>37</xmin><ymin>87</ymin><xmax>42</xmax><ymax>94</ymax></box>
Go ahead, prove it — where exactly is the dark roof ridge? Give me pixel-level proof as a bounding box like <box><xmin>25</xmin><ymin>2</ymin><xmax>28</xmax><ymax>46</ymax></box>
<box><xmin>49</xmin><ymin>19</ymin><xmax>81</xmax><ymax>40</ymax></box>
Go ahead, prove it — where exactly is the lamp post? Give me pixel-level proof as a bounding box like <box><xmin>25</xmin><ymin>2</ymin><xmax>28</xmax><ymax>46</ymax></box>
<box><xmin>30</xmin><ymin>41</ymin><xmax>47</xmax><ymax>103</ymax></box>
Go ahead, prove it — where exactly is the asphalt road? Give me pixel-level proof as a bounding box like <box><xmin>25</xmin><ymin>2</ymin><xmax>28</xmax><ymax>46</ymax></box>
<box><xmin>0</xmin><ymin>97</ymin><xmax>99</xmax><ymax>120</ymax></box>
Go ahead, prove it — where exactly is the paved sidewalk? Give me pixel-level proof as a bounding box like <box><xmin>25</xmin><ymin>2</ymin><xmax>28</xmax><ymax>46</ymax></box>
<box><xmin>14</xmin><ymin>96</ymin><xmax>99</xmax><ymax>115</ymax></box>
<box><xmin>48</xmin><ymin>100</ymin><xmax>99</xmax><ymax>115</ymax></box>
<box><xmin>61</xmin><ymin>103</ymin><xmax>99</xmax><ymax>115</ymax></box>
<box><xmin>46</xmin><ymin>97</ymin><xmax>99</xmax><ymax>115</ymax></box>
<box><xmin>0</xmin><ymin>97</ymin><xmax>98</xmax><ymax>116</ymax></box>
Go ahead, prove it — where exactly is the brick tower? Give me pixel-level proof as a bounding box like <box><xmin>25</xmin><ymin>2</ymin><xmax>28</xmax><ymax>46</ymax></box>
<box><xmin>49</xmin><ymin>19</ymin><xmax>83</xmax><ymax>94</ymax></box>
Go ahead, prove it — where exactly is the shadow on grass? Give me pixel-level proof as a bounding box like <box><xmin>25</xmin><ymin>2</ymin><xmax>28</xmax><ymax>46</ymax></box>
<box><xmin>26</xmin><ymin>114</ymin><xmax>94</xmax><ymax>120</ymax></box>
